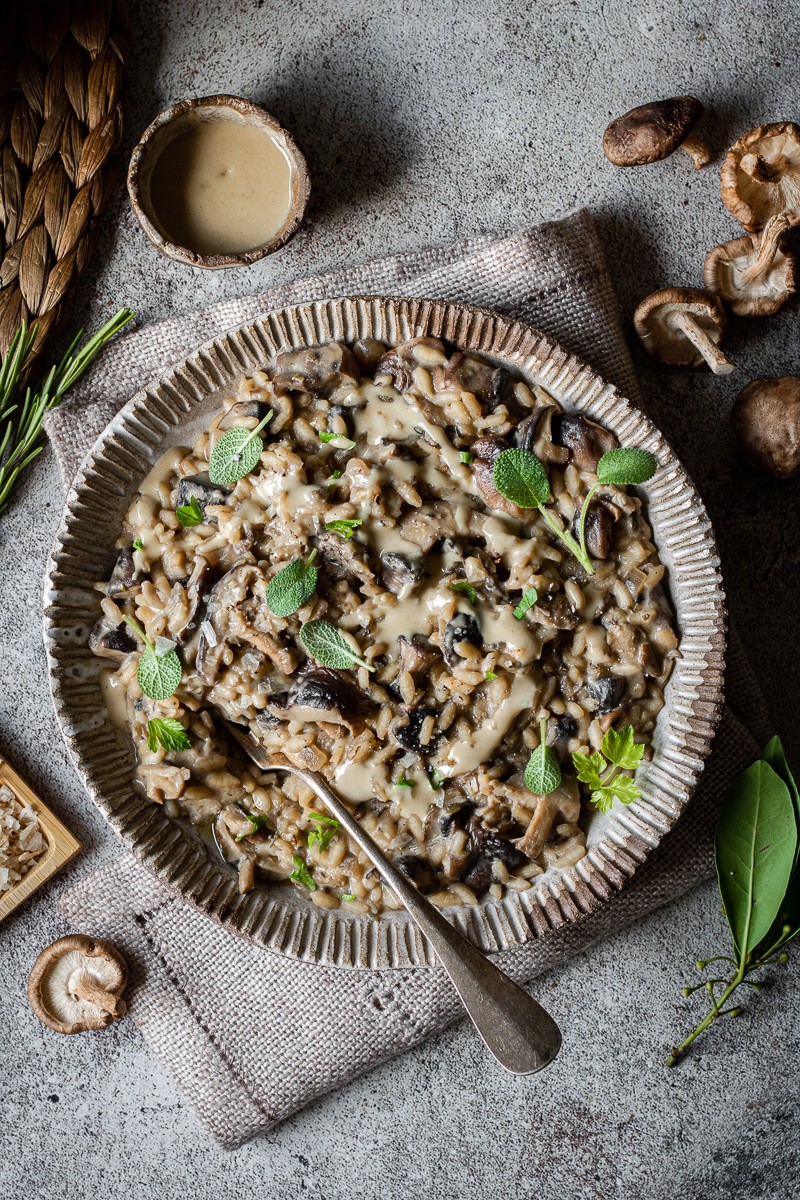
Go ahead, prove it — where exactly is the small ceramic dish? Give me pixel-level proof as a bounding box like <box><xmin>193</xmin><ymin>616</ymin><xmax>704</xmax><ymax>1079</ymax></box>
<box><xmin>44</xmin><ymin>297</ymin><xmax>726</xmax><ymax>969</ymax></box>
<box><xmin>127</xmin><ymin>94</ymin><xmax>311</xmax><ymax>270</ymax></box>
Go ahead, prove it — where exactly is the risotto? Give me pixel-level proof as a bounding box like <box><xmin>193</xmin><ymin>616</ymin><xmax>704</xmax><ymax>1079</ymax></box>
<box><xmin>91</xmin><ymin>336</ymin><xmax>679</xmax><ymax>913</ymax></box>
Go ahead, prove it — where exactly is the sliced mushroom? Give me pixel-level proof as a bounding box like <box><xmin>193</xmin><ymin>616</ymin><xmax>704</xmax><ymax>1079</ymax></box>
<box><xmin>395</xmin><ymin>854</ymin><xmax>439</xmax><ymax>892</ymax></box>
<box><xmin>351</xmin><ymin>337</ymin><xmax>388</xmax><ymax>372</ymax></box>
<box><xmin>266</xmin><ymin>667</ymin><xmax>375</xmax><ymax>729</ymax></box>
<box><xmin>397</xmin><ymin>634</ymin><xmax>438</xmax><ymax>676</ymax></box>
<box><xmin>586</xmin><ymin>675</ymin><xmax>627</xmax><ymax>715</ymax></box>
<box><xmin>552</xmin><ymin>412</ymin><xmax>619</xmax><ymax>471</ymax></box>
<box><xmin>28</xmin><ymin>936</ymin><xmax>128</xmax><ymax>1034</ymax></box>
<box><xmin>518</xmin><ymin>776</ymin><xmax>581</xmax><ymax>860</ymax></box>
<box><xmin>471</xmin><ymin>435</ymin><xmax>528</xmax><ymax>518</ymax></box>
<box><xmin>443</xmin><ymin>612</ymin><xmax>482</xmax><ymax>666</ymax></box>
<box><xmin>570</xmin><ymin>500</ymin><xmax>613</xmax><ymax>560</ymax></box>
<box><xmin>106</xmin><ymin>547</ymin><xmax>139</xmax><ymax>598</ymax></box>
<box><xmin>174</xmin><ymin>558</ymin><xmax>217</xmax><ymax>642</ymax></box>
<box><xmin>434</xmin><ymin>351</ymin><xmax>514</xmax><ymax>411</ymax></box>
<box><xmin>376</xmin><ymin>337</ymin><xmax>448</xmax><ymax>392</ymax></box>
<box><xmin>196</xmin><ymin>559</ymin><xmax>262</xmax><ymax>683</ymax></box>
<box><xmin>380</xmin><ymin>550</ymin><xmax>425</xmax><ymax>597</ymax></box>
<box><xmin>394</xmin><ymin>706</ymin><xmax>440</xmax><ymax>754</ymax></box>
<box><xmin>548</xmin><ymin>714</ymin><xmax>577</xmax><ymax>750</ymax></box>
<box><xmin>511</xmin><ymin>405</ymin><xmax>568</xmax><ymax>465</ymax></box>
<box><xmin>720</xmin><ymin>122</ymin><xmax>800</xmax><ymax>231</ymax></box>
<box><xmin>271</xmin><ymin>341</ymin><xmax>361</xmax><ymax>398</ymax></box>
<box><xmin>89</xmin><ymin>618</ymin><xmax>136</xmax><ymax>661</ymax></box>
<box><xmin>731</xmin><ymin>377</ymin><xmax>800</xmax><ymax>479</ymax></box>
<box><xmin>704</xmin><ymin>212</ymin><xmax>798</xmax><ymax>317</ymax></box>
<box><xmin>217</xmin><ymin>398</ymin><xmax>273</xmax><ymax>431</ymax></box>
<box><xmin>633</xmin><ymin>288</ymin><xmax>734</xmax><ymax>375</ymax></box>
<box><xmin>175</xmin><ymin>473</ymin><xmax>230</xmax><ymax>516</ymax></box>
<box><xmin>603</xmin><ymin>96</ymin><xmax>710</xmax><ymax>170</ymax></box>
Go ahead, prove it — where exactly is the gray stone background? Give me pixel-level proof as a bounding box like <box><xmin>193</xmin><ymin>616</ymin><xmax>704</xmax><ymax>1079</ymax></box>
<box><xmin>2</xmin><ymin>0</ymin><xmax>799</xmax><ymax>1196</ymax></box>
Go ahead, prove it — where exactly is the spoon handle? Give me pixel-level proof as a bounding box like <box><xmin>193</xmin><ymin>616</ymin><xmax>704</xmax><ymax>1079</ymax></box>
<box><xmin>284</xmin><ymin>764</ymin><xmax>562</xmax><ymax>1075</ymax></box>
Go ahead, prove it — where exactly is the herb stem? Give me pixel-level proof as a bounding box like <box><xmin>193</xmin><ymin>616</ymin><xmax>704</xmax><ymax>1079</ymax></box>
<box><xmin>234</xmin><ymin>410</ymin><xmax>273</xmax><ymax>460</ymax></box>
<box><xmin>122</xmin><ymin>613</ymin><xmax>153</xmax><ymax>651</ymax></box>
<box><xmin>577</xmin><ymin>482</ymin><xmax>601</xmax><ymax>569</ymax></box>
<box><xmin>537</xmin><ymin>503</ymin><xmax>593</xmax><ymax>573</ymax></box>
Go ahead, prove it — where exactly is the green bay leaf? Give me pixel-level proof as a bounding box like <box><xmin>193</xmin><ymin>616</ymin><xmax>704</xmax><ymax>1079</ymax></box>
<box><xmin>715</xmin><ymin>759</ymin><xmax>797</xmax><ymax>957</ymax></box>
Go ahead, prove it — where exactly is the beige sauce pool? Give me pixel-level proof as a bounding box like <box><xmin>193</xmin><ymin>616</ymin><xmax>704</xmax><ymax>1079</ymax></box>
<box><xmin>150</xmin><ymin>120</ymin><xmax>293</xmax><ymax>254</ymax></box>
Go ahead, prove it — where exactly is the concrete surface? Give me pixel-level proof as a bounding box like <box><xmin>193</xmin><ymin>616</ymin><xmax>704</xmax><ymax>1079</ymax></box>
<box><xmin>2</xmin><ymin>0</ymin><xmax>800</xmax><ymax>1196</ymax></box>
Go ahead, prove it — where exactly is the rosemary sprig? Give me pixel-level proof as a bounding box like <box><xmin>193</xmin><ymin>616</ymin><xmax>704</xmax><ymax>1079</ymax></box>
<box><xmin>0</xmin><ymin>309</ymin><xmax>134</xmax><ymax>516</ymax></box>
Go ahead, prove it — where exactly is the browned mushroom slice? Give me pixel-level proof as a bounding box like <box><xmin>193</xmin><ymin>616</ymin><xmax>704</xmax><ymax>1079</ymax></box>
<box><xmin>196</xmin><ymin>559</ymin><xmax>263</xmax><ymax>683</ymax></box>
<box><xmin>217</xmin><ymin>398</ymin><xmax>273</xmax><ymax>431</ymax></box>
<box><xmin>271</xmin><ymin>342</ymin><xmax>361</xmax><ymax>398</ymax></box>
<box><xmin>28</xmin><ymin>935</ymin><xmax>128</xmax><ymax>1034</ymax></box>
<box><xmin>434</xmin><ymin>351</ymin><xmax>514</xmax><ymax>410</ymax></box>
<box><xmin>552</xmin><ymin>412</ymin><xmax>619</xmax><ymax>471</ymax></box>
<box><xmin>174</xmin><ymin>558</ymin><xmax>217</xmax><ymax>642</ymax></box>
<box><xmin>351</xmin><ymin>337</ymin><xmax>387</xmax><ymax>372</ymax></box>
<box><xmin>603</xmin><ymin>96</ymin><xmax>710</xmax><ymax>169</ymax></box>
<box><xmin>266</xmin><ymin>667</ymin><xmax>375</xmax><ymax>730</ymax></box>
<box><xmin>633</xmin><ymin>288</ymin><xmax>734</xmax><ymax>376</ymax></box>
<box><xmin>379</xmin><ymin>551</ymin><xmax>425</xmax><ymax>596</ymax></box>
<box><xmin>106</xmin><ymin>547</ymin><xmax>139</xmax><ymax>597</ymax></box>
<box><xmin>704</xmin><ymin>213</ymin><xmax>798</xmax><ymax>317</ymax></box>
<box><xmin>518</xmin><ymin>777</ymin><xmax>581</xmax><ymax>861</ymax></box>
<box><xmin>720</xmin><ymin>122</ymin><xmax>800</xmax><ymax>231</ymax></box>
<box><xmin>471</xmin><ymin>434</ymin><xmax>528</xmax><ymax>518</ymax></box>
<box><xmin>89</xmin><ymin>618</ymin><xmax>137</xmax><ymax>661</ymax></box>
<box><xmin>443</xmin><ymin>613</ymin><xmax>482</xmax><ymax>666</ymax></box>
<box><xmin>397</xmin><ymin>634</ymin><xmax>438</xmax><ymax>676</ymax></box>
<box><xmin>571</xmin><ymin>499</ymin><xmax>613</xmax><ymax>559</ymax></box>
<box><xmin>731</xmin><ymin>377</ymin><xmax>800</xmax><ymax>479</ymax></box>
<box><xmin>375</xmin><ymin>336</ymin><xmax>448</xmax><ymax>392</ymax></box>
<box><xmin>175</xmin><ymin>473</ymin><xmax>230</xmax><ymax>516</ymax></box>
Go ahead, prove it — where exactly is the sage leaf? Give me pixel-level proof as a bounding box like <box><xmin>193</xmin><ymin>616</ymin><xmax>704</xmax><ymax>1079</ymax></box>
<box><xmin>208</xmin><ymin>411</ymin><xmax>273</xmax><ymax>485</ymax></box>
<box><xmin>493</xmin><ymin>447</ymin><xmax>550</xmax><ymax>508</ymax></box>
<box><xmin>298</xmin><ymin>619</ymin><xmax>375</xmax><ymax>673</ymax></box>
<box><xmin>137</xmin><ymin>645</ymin><xmax>182</xmax><ymax>701</ymax></box>
<box><xmin>266</xmin><ymin>551</ymin><xmax>318</xmax><ymax>618</ymax></box>
<box><xmin>715</xmin><ymin>759</ymin><xmax>797</xmax><ymax>957</ymax></box>
<box><xmin>597</xmin><ymin>448</ymin><xmax>657</xmax><ymax>487</ymax></box>
<box><xmin>524</xmin><ymin>719</ymin><xmax>562</xmax><ymax>795</ymax></box>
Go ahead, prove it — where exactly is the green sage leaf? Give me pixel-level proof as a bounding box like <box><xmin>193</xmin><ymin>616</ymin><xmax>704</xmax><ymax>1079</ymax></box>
<box><xmin>715</xmin><ymin>759</ymin><xmax>797</xmax><ymax>957</ymax></box>
<box><xmin>137</xmin><ymin>646</ymin><xmax>182</xmax><ymax>701</ymax></box>
<box><xmin>493</xmin><ymin>447</ymin><xmax>550</xmax><ymax>508</ymax></box>
<box><xmin>208</xmin><ymin>411</ymin><xmax>273</xmax><ymax>485</ymax></box>
<box><xmin>298</xmin><ymin>619</ymin><xmax>375</xmax><ymax>673</ymax></box>
<box><xmin>597</xmin><ymin>448</ymin><xmax>657</xmax><ymax>487</ymax></box>
<box><xmin>524</xmin><ymin>720</ymin><xmax>562</xmax><ymax>795</ymax></box>
<box><xmin>265</xmin><ymin>552</ymin><xmax>318</xmax><ymax>618</ymax></box>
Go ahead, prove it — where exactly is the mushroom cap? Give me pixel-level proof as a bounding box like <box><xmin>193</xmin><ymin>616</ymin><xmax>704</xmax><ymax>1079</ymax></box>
<box><xmin>720</xmin><ymin>122</ymin><xmax>800</xmax><ymax>231</ymax></box>
<box><xmin>28</xmin><ymin>935</ymin><xmax>128</xmax><ymax>1034</ymax></box>
<box><xmin>603</xmin><ymin>96</ymin><xmax>704</xmax><ymax>166</ymax></box>
<box><xmin>731</xmin><ymin>377</ymin><xmax>800</xmax><ymax>479</ymax></box>
<box><xmin>704</xmin><ymin>216</ymin><xmax>798</xmax><ymax>317</ymax></box>
<box><xmin>633</xmin><ymin>287</ymin><xmax>727</xmax><ymax>367</ymax></box>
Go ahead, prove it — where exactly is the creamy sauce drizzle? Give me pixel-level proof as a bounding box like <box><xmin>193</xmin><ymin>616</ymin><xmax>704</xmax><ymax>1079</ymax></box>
<box><xmin>438</xmin><ymin>672</ymin><xmax>540</xmax><ymax>778</ymax></box>
<box><xmin>149</xmin><ymin>120</ymin><xmax>294</xmax><ymax>255</ymax></box>
<box><xmin>99</xmin><ymin>667</ymin><xmax>130</xmax><ymax>731</ymax></box>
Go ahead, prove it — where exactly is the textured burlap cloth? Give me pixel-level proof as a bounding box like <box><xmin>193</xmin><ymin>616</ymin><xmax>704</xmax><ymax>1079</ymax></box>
<box><xmin>48</xmin><ymin>210</ymin><xmax>771</xmax><ymax>1149</ymax></box>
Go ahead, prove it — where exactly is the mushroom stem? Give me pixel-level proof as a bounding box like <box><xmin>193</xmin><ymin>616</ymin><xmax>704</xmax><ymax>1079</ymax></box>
<box><xmin>673</xmin><ymin>312</ymin><xmax>735</xmax><ymax>376</ymax></box>
<box><xmin>69</xmin><ymin>970</ymin><xmax>127</xmax><ymax>1018</ymax></box>
<box><xmin>741</xmin><ymin>212</ymin><xmax>793</xmax><ymax>284</ymax></box>
<box><xmin>680</xmin><ymin>133</ymin><xmax>712</xmax><ymax>170</ymax></box>
<box><xmin>740</xmin><ymin>152</ymin><xmax>783</xmax><ymax>183</ymax></box>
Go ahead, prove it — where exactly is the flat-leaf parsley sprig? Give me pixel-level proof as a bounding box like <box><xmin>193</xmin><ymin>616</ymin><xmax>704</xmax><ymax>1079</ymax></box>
<box><xmin>208</xmin><ymin>410</ymin><xmax>273</xmax><ymax>485</ymax></box>
<box><xmin>122</xmin><ymin>615</ymin><xmax>183</xmax><ymax>700</ymax></box>
<box><xmin>307</xmin><ymin>812</ymin><xmax>340</xmax><ymax>851</ymax></box>
<box><xmin>572</xmin><ymin>725</ymin><xmax>645</xmax><ymax>813</ymax></box>
<box><xmin>146</xmin><ymin>717</ymin><xmax>191</xmax><ymax>753</ymax></box>
<box><xmin>668</xmin><ymin>737</ymin><xmax>800</xmax><ymax>1066</ymax></box>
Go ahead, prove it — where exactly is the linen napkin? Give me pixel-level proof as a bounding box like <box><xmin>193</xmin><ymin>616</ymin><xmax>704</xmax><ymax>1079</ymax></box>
<box><xmin>49</xmin><ymin>210</ymin><xmax>772</xmax><ymax>1149</ymax></box>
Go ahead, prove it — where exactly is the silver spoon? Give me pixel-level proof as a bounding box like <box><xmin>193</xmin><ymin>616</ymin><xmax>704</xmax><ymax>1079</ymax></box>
<box><xmin>224</xmin><ymin>721</ymin><xmax>562</xmax><ymax>1075</ymax></box>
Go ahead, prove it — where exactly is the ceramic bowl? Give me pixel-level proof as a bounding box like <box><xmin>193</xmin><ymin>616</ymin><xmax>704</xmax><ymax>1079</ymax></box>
<box><xmin>127</xmin><ymin>94</ymin><xmax>311</xmax><ymax>269</ymax></box>
<box><xmin>44</xmin><ymin>296</ymin><xmax>726</xmax><ymax>968</ymax></box>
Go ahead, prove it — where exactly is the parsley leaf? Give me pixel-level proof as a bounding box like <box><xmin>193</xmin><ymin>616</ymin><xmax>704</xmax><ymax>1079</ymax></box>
<box><xmin>289</xmin><ymin>854</ymin><xmax>316</xmax><ymax>890</ymax></box>
<box><xmin>299</xmin><ymin>619</ymin><xmax>375</xmax><ymax>673</ymax></box>
<box><xmin>459</xmin><ymin>450</ymin><xmax>473</xmax><ymax>465</ymax></box>
<box><xmin>307</xmin><ymin>811</ymin><xmax>340</xmax><ymax>851</ymax></box>
<box><xmin>236</xmin><ymin>812</ymin><xmax>268</xmax><ymax>841</ymax></box>
<box><xmin>176</xmin><ymin>494</ymin><xmax>203</xmax><ymax>527</ymax></box>
<box><xmin>513</xmin><ymin>587</ymin><xmax>538</xmax><ymax>620</ymax></box>
<box><xmin>485</xmin><ymin>670</ymin><xmax>498</xmax><ymax>681</ymax></box>
<box><xmin>394</xmin><ymin>774</ymin><xmax>415</xmax><ymax>788</ymax></box>
<box><xmin>266</xmin><ymin>550</ymin><xmax>318</xmax><ymax>618</ymax></box>
<box><xmin>428</xmin><ymin>767</ymin><xmax>445</xmax><ymax>791</ymax></box>
<box><xmin>340</xmin><ymin>893</ymin><xmax>356</xmax><ymax>902</ymax></box>
<box><xmin>450</xmin><ymin>580</ymin><xmax>477</xmax><ymax>604</ymax></box>
<box><xmin>132</xmin><ymin>538</ymin><xmax>143</xmax><ymax>551</ymax></box>
<box><xmin>146</xmin><ymin>717</ymin><xmax>191</xmax><ymax>753</ymax></box>
<box><xmin>601</xmin><ymin>725</ymin><xmax>645</xmax><ymax>771</ymax></box>
<box><xmin>572</xmin><ymin>750</ymin><xmax>606</xmax><ymax>788</ymax></box>
<box><xmin>208</xmin><ymin>411</ymin><xmax>273</xmax><ymax>485</ymax></box>
<box><xmin>325</xmin><ymin>518</ymin><xmax>362</xmax><ymax>540</ymax></box>
<box><xmin>524</xmin><ymin>718</ymin><xmax>562</xmax><ymax>795</ymax></box>
<box><xmin>319</xmin><ymin>431</ymin><xmax>356</xmax><ymax>450</ymax></box>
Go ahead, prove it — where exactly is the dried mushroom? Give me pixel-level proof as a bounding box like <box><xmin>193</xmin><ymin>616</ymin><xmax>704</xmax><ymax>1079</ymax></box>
<box><xmin>28</xmin><ymin>935</ymin><xmax>128</xmax><ymax>1034</ymax></box>
<box><xmin>731</xmin><ymin>377</ymin><xmax>800</xmax><ymax>479</ymax></box>
<box><xmin>603</xmin><ymin>96</ymin><xmax>710</xmax><ymax>170</ymax></box>
<box><xmin>704</xmin><ymin>212</ymin><xmax>798</xmax><ymax>316</ymax></box>
<box><xmin>633</xmin><ymin>288</ymin><xmax>734</xmax><ymax>375</ymax></box>
<box><xmin>720</xmin><ymin>122</ymin><xmax>800</xmax><ymax>232</ymax></box>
